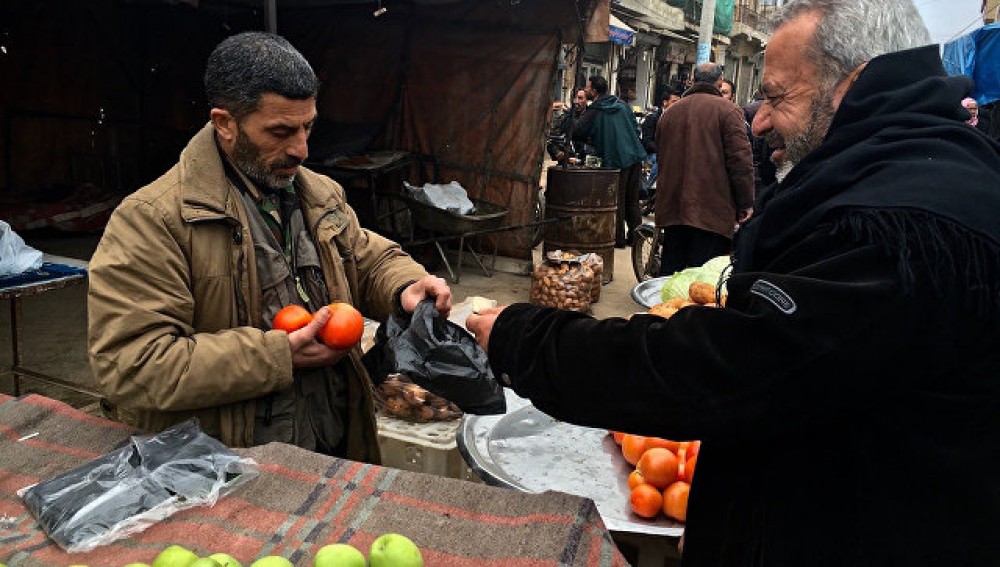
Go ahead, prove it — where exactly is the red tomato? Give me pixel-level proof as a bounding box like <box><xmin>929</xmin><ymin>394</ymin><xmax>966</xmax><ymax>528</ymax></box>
<box><xmin>317</xmin><ymin>302</ymin><xmax>364</xmax><ymax>349</ymax></box>
<box><xmin>272</xmin><ymin>305</ymin><xmax>312</xmax><ymax>333</ymax></box>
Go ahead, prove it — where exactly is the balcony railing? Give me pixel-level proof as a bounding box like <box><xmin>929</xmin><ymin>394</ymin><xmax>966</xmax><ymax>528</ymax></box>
<box><xmin>683</xmin><ymin>0</ymin><xmax>779</xmax><ymax>32</ymax></box>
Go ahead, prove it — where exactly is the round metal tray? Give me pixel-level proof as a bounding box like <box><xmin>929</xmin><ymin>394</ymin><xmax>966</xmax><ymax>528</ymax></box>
<box><xmin>458</xmin><ymin>390</ymin><xmax>684</xmax><ymax>537</ymax></box>
<box><xmin>631</xmin><ymin>276</ymin><xmax>669</xmax><ymax>309</ymax></box>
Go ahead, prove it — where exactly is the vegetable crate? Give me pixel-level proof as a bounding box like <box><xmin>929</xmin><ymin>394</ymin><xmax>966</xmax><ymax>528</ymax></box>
<box><xmin>376</xmin><ymin>414</ymin><xmax>480</xmax><ymax>482</ymax></box>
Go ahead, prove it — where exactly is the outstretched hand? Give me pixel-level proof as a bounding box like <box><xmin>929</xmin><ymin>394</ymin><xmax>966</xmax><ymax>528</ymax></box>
<box><xmin>286</xmin><ymin>306</ymin><xmax>349</xmax><ymax>368</ymax></box>
<box><xmin>400</xmin><ymin>275</ymin><xmax>453</xmax><ymax>317</ymax></box>
<box><xmin>465</xmin><ymin>306</ymin><xmax>506</xmax><ymax>353</ymax></box>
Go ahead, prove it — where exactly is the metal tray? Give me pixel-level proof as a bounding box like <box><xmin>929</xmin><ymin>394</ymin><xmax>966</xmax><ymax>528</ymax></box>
<box><xmin>631</xmin><ymin>276</ymin><xmax>669</xmax><ymax>308</ymax></box>
<box><xmin>458</xmin><ymin>390</ymin><xmax>684</xmax><ymax>537</ymax></box>
<box><xmin>403</xmin><ymin>194</ymin><xmax>508</xmax><ymax>235</ymax></box>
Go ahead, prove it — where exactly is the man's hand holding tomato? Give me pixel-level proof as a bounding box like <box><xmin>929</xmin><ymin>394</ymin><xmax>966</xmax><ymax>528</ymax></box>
<box><xmin>400</xmin><ymin>275</ymin><xmax>453</xmax><ymax>317</ymax></box>
<box><xmin>286</xmin><ymin>306</ymin><xmax>351</xmax><ymax>368</ymax></box>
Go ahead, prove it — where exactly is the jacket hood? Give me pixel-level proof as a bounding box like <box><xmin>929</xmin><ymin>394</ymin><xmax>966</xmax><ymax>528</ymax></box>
<box><xmin>735</xmin><ymin>45</ymin><xmax>1000</xmax><ymax>274</ymax></box>
<box><xmin>590</xmin><ymin>94</ymin><xmax>628</xmax><ymax>113</ymax></box>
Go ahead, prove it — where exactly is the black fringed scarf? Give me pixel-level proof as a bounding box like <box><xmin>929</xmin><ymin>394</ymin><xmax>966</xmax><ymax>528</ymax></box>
<box><xmin>734</xmin><ymin>46</ymin><xmax>1000</xmax><ymax>314</ymax></box>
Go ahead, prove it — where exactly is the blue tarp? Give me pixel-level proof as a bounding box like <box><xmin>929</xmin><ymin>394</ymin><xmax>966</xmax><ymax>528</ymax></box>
<box><xmin>943</xmin><ymin>22</ymin><xmax>1000</xmax><ymax>106</ymax></box>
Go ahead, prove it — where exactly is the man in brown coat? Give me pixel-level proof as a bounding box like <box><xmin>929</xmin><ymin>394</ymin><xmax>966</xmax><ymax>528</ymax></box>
<box><xmin>87</xmin><ymin>32</ymin><xmax>451</xmax><ymax>463</ymax></box>
<box><xmin>654</xmin><ymin>62</ymin><xmax>754</xmax><ymax>275</ymax></box>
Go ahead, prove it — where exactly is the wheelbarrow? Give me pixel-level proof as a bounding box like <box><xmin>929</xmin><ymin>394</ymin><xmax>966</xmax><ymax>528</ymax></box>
<box><xmin>397</xmin><ymin>193</ymin><xmax>509</xmax><ymax>283</ymax></box>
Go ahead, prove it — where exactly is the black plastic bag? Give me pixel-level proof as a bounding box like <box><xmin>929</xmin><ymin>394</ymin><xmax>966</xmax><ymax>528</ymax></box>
<box><xmin>20</xmin><ymin>419</ymin><xmax>258</xmax><ymax>552</ymax></box>
<box><xmin>363</xmin><ymin>299</ymin><xmax>505</xmax><ymax>415</ymax></box>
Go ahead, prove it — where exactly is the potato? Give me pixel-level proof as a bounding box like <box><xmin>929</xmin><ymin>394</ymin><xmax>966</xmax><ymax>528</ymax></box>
<box><xmin>689</xmin><ymin>281</ymin><xmax>716</xmax><ymax>305</ymax></box>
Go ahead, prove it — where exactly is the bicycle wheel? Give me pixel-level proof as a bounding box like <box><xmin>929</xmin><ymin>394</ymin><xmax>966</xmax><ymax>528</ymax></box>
<box><xmin>631</xmin><ymin>224</ymin><xmax>661</xmax><ymax>282</ymax></box>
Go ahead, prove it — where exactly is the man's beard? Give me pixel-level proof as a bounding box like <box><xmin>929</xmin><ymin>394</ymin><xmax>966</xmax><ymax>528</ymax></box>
<box><xmin>232</xmin><ymin>128</ymin><xmax>301</xmax><ymax>191</ymax></box>
<box><xmin>782</xmin><ymin>88</ymin><xmax>837</xmax><ymax>168</ymax></box>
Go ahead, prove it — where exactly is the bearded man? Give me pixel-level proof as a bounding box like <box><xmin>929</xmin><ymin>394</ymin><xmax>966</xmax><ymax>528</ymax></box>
<box><xmin>88</xmin><ymin>32</ymin><xmax>451</xmax><ymax>463</ymax></box>
<box><xmin>468</xmin><ymin>0</ymin><xmax>1000</xmax><ymax>563</ymax></box>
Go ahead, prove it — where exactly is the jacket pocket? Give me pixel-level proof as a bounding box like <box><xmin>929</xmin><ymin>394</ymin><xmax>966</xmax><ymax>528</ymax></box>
<box><xmin>317</xmin><ymin>208</ymin><xmax>359</xmax><ymax>304</ymax></box>
<box><xmin>254</xmin><ymin>244</ymin><xmax>294</xmax><ymax>326</ymax></box>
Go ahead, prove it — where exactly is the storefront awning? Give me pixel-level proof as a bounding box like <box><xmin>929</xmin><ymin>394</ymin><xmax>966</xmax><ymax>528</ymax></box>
<box><xmin>609</xmin><ymin>14</ymin><xmax>636</xmax><ymax>46</ymax></box>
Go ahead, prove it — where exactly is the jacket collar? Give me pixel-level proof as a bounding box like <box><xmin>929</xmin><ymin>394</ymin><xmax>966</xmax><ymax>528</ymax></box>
<box><xmin>683</xmin><ymin>83</ymin><xmax>722</xmax><ymax>97</ymax></box>
<box><xmin>179</xmin><ymin>122</ymin><xmax>340</xmax><ymax>223</ymax></box>
<box><xmin>179</xmin><ymin>123</ymin><xmax>240</xmax><ymax>223</ymax></box>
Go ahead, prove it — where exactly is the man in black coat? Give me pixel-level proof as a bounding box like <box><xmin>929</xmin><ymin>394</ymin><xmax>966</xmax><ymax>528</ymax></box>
<box><xmin>467</xmin><ymin>0</ymin><xmax>1000</xmax><ymax>564</ymax></box>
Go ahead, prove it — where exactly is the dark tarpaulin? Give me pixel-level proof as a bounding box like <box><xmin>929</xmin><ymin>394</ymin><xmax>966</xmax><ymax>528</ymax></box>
<box><xmin>282</xmin><ymin>1</ymin><xmax>588</xmax><ymax>258</ymax></box>
<box><xmin>1</xmin><ymin>0</ymin><xmax>594</xmax><ymax>258</ymax></box>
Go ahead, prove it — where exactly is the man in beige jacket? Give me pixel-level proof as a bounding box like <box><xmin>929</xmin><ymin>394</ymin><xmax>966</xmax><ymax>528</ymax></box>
<box><xmin>87</xmin><ymin>32</ymin><xmax>450</xmax><ymax>463</ymax></box>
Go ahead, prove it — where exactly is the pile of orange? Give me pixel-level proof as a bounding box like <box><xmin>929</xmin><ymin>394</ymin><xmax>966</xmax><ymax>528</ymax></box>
<box><xmin>612</xmin><ymin>432</ymin><xmax>700</xmax><ymax>522</ymax></box>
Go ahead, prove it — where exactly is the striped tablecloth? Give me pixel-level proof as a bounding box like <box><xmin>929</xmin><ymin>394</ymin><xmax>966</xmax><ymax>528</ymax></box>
<box><xmin>0</xmin><ymin>394</ymin><xmax>628</xmax><ymax>566</ymax></box>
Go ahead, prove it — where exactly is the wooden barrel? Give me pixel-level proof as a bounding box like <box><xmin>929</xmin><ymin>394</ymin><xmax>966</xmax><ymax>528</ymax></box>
<box><xmin>543</xmin><ymin>167</ymin><xmax>618</xmax><ymax>284</ymax></box>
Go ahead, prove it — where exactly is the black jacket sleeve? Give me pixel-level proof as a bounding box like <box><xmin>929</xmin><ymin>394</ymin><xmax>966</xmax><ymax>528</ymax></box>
<box><xmin>640</xmin><ymin>109</ymin><xmax>660</xmax><ymax>153</ymax></box>
<box><xmin>572</xmin><ymin>106</ymin><xmax>598</xmax><ymax>144</ymax></box>
<box><xmin>488</xmin><ymin>237</ymin><xmax>906</xmax><ymax>443</ymax></box>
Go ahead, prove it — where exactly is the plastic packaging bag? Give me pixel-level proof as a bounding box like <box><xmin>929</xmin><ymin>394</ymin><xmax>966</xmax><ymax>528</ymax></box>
<box><xmin>0</xmin><ymin>220</ymin><xmax>43</xmax><ymax>276</ymax></box>
<box><xmin>375</xmin><ymin>373</ymin><xmax>463</xmax><ymax>423</ymax></box>
<box><xmin>580</xmin><ymin>253</ymin><xmax>604</xmax><ymax>303</ymax></box>
<box><xmin>362</xmin><ymin>299</ymin><xmax>506</xmax><ymax>415</ymax></box>
<box><xmin>530</xmin><ymin>250</ymin><xmax>596</xmax><ymax>312</ymax></box>
<box><xmin>19</xmin><ymin>419</ymin><xmax>259</xmax><ymax>553</ymax></box>
<box><xmin>404</xmin><ymin>180</ymin><xmax>475</xmax><ymax>214</ymax></box>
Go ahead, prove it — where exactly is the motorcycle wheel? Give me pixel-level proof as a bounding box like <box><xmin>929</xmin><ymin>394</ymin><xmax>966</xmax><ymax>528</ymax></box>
<box><xmin>631</xmin><ymin>224</ymin><xmax>661</xmax><ymax>282</ymax></box>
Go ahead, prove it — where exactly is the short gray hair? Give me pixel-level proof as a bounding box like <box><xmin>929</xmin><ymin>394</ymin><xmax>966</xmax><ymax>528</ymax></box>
<box><xmin>693</xmin><ymin>62</ymin><xmax>724</xmax><ymax>84</ymax></box>
<box><xmin>204</xmin><ymin>32</ymin><xmax>318</xmax><ymax>120</ymax></box>
<box><xmin>771</xmin><ymin>0</ymin><xmax>931</xmax><ymax>88</ymax></box>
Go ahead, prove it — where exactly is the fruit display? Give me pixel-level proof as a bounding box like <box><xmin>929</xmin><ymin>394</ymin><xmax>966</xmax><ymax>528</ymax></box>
<box><xmin>375</xmin><ymin>373</ymin><xmax>463</xmax><ymax>423</ymax></box>
<box><xmin>611</xmin><ymin>432</ymin><xmax>701</xmax><ymax>523</ymax></box>
<box><xmin>648</xmin><ymin>281</ymin><xmax>727</xmax><ymax>319</ymax></box>
<box><xmin>65</xmin><ymin>536</ymin><xmax>424</xmax><ymax>567</ymax></box>
<box><xmin>271</xmin><ymin>302</ymin><xmax>364</xmax><ymax>350</ymax></box>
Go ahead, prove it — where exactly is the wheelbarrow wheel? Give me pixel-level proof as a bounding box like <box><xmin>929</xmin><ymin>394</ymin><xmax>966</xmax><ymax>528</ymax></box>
<box><xmin>529</xmin><ymin>186</ymin><xmax>546</xmax><ymax>249</ymax></box>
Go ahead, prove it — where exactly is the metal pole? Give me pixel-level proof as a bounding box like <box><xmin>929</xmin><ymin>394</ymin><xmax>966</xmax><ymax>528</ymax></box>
<box><xmin>697</xmin><ymin>0</ymin><xmax>717</xmax><ymax>64</ymax></box>
<box><xmin>265</xmin><ymin>0</ymin><xmax>277</xmax><ymax>33</ymax></box>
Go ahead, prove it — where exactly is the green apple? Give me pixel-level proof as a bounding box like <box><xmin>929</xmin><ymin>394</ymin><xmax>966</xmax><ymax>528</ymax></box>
<box><xmin>189</xmin><ymin>559</ymin><xmax>222</xmax><ymax>567</ymax></box>
<box><xmin>249</xmin><ymin>557</ymin><xmax>293</xmax><ymax>567</ymax></box>
<box><xmin>153</xmin><ymin>545</ymin><xmax>200</xmax><ymax>567</ymax></box>
<box><xmin>209</xmin><ymin>553</ymin><xmax>243</xmax><ymax>567</ymax></box>
<box><xmin>313</xmin><ymin>543</ymin><xmax>365</xmax><ymax>567</ymax></box>
<box><xmin>369</xmin><ymin>533</ymin><xmax>423</xmax><ymax>567</ymax></box>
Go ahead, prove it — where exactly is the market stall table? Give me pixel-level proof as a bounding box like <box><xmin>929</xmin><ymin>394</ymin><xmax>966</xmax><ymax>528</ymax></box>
<box><xmin>0</xmin><ymin>255</ymin><xmax>93</xmax><ymax>398</ymax></box>
<box><xmin>0</xmin><ymin>393</ymin><xmax>629</xmax><ymax>566</ymax></box>
<box><xmin>459</xmin><ymin>390</ymin><xmax>684</xmax><ymax>566</ymax></box>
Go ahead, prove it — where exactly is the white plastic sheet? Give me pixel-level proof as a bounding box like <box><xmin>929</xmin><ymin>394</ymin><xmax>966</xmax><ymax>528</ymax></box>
<box><xmin>0</xmin><ymin>220</ymin><xmax>43</xmax><ymax>276</ymax></box>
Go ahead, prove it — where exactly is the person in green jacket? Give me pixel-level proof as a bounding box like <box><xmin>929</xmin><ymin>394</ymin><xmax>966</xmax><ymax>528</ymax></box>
<box><xmin>572</xmin><ymin>76</ymin><xmax>647</xmax><ymax>248</ymax></box>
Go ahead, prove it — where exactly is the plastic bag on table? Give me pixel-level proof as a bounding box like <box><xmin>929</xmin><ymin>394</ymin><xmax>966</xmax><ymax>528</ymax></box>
<box><xmin>19</xmin><ymin>419</ymin><xmax>259</xmax><ymax>553</ymax></box>
<box><xmin>529</xmin><ymin>250</ymin><xmax>596</xmax><ymax>312</ymax></box>
<box><xmin>362</xmin><ymin>299</ymin><xmax>506</xmax><ymax>415</ymax></box>
<box><xmin>0</xmin><ymin>220</ymin><xmax>43</xmax><ymax>276</ymax></box>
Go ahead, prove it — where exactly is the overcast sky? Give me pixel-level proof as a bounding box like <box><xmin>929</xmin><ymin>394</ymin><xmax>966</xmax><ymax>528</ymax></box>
<box><xmin>914</xmin><ymin>0</ymin><xmax>984</xmax><ymax>45</ymax></box>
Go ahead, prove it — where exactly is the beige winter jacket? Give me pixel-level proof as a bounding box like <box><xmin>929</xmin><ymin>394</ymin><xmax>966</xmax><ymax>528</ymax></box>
<box><xmin>87</xmin><ymin>123</ymin><xmax>428</xmax><ymax>462</ymax></box>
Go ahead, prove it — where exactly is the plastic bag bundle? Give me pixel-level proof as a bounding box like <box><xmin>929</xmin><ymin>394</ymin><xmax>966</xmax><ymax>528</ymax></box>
<box><xmin>362</xmin><ymin>299</ymin><xmax>506</xmax><ymax>415</ymax></box>
<box><xmin>529</xmin><ymin>250</ymin><xmax>596</xmax><ymax>312</ymax></box>
<box><xmin>20</xmin><ymin>420</ymin><xmax>258</xmax><ymax>553</ymax></box>
<box><xmin>0</xmin><ymin>220</ymin><xmax>43</xmax><ymax>276</ymax></box>
<box><xmin>580</xmin><ymin>253</ymin><xmax>604</xmax><ymax>303</ymax></box>
<box><xmin>404</xmin><ymin>180</ymin><xmax>475</xmax><ymax>214</ymax></box>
